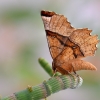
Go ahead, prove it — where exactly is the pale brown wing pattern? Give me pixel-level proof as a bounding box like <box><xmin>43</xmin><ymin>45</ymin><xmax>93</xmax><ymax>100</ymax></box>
<box><xmin>70</xmin><ymin>28</ymin><xmax>99</xmax><ymax>56</ymax></box>
<box><xmin>46</xmin><ymin>30</ymin><xmax>84</xmax><ymax>60</ymax></box>
<box><xmin>71</xmin><ymin>59</ymin><xmax>97</xmax><ymax>71</ymax></box>
<box><xmin>46</xmin><ymin>30</ymin><xmax>67</xmax><ymax>59</ymax></box>
<box><xmin>52</xmin><ymin>47</ymin><xmax>75</xmax><ymax>74</ymax></box>
<box><xmin>54</xmin><ymin>47</ymin><xmax>75</xmax><ymax>64</ymax></box>
<box><xmin>64</xmin><ymin>38</ymin><xmax>84</xmax><ymax>58</ymax></box>
<box><xmin>53</xmin><ymin>59</ymin><xmax>97</xmax><ymax>74</ymax></box>
<box><xmin>41</xmin><ymin>10</ymin><xmax>99</xmax><ymax>74</ymax></box>
<box><xmin>54</xmin><ymin>39</ymin><xmax>84</xmax><ymax>64</ymax></box>
<box><xmin>41</xmin><ymin>10</ymin><xmax>74</xmax><ymax>37</ymax></box>
<box><xmin>52</xmin><ymin>45</ymin><xmax>84</xmax><ymax>73</ymax></box>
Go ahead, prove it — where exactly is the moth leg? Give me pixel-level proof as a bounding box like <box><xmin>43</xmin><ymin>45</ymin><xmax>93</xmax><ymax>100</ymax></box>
<box><xmin>57</xmin><ymin>66</ymin><xmax>70</xmax><ymax>75</ymax></box>
<box><xmin>73</xmin><ymin>68</ymin><xmax>76</xmax><ymax>74</ymax></box>
<box><xmin>52</xmin><ymin>69</ymin><xmax>57</xmax><ymax>77</ymax></box>
<box><xmin>72</xmin><ymin>66</ymin><xmax>79</xmax><ymax>77</ymax></box>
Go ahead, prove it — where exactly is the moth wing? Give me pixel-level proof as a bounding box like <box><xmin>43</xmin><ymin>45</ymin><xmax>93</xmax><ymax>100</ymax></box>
<box><xmin>70</xmin><ymin>28</ymin><xmax>99</xmax><ymax>57</ymax></box>
<box><xmin>45</xmin><ymin>30</ymin><xmax>67</xmax><ymax>59</ymax></box>
<box><xmin>41</xmin><ymin>10</ymin><xmax>75</xmax><ymax>37</ymax></box>
<box><xmin>55</xmin><ymin>59</ymin><xmax>97</xmax><ymax>74</ymax></box>
<box><xmin>41</xmin><ymin>11</ymin><xmax>99</xmax><ymax>57</ymax></box>
<box><xmin>72</xmin><ymin>59</ymin><xmax>97</xmax><ymax>71</ymax></box>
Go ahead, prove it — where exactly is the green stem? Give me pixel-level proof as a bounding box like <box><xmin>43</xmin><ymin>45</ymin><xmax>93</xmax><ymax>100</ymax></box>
<box><xmin>1</xmin><ymin>74</ymin><xmax>83</xmax><ymax>100</ymax></box>
<box><xmin>38</xmin><ymin>58</ymin><xmax>60</xmax><ymax>76</ymax></box>
<box><xmin>1</xmin><ymin>58</ymin><xmax>83</xmax><ymax>100</ymax></box>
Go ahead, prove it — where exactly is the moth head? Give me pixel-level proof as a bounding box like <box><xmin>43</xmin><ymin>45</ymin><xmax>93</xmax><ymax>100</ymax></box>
<box><xmin>41</xmin><ymin>10</ymin><xmax>55</xmax><ymax>17</ymax></box>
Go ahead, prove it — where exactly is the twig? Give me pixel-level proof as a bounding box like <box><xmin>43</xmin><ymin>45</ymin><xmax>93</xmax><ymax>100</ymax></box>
<box><xmin>1</xmin><ymin>58</ymin><xmax>83</xmax><ymax>100</ymax></box>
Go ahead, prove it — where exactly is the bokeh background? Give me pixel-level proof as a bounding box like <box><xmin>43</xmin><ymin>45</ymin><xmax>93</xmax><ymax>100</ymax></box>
<box><xmin>0</xmin><ymin>0</ymin><xmax>100</xmax><ymax>100</ymax></box>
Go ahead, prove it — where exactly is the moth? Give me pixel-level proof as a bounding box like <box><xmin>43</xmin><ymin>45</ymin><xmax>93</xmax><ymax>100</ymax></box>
<box><xmin>41</xmin><ymin>10</ymin><xmax>99</xmax><ymax>75</ymax></box>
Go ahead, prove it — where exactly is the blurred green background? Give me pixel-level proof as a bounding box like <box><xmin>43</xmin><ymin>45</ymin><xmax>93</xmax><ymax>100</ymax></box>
<box><xmin>0</xmin><ymin>0</ymin><xmax>100</xmax><ymax>100</ymax></box>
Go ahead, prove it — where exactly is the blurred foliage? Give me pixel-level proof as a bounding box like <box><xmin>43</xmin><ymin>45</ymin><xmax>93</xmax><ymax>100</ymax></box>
<box><xmin>1</xmin><ymin>10</ymin><xmax>32</xmax><ymax>21</ymax></box>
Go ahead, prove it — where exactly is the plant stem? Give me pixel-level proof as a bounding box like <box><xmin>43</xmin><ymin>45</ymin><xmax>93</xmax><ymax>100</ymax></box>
<box><xmin>1</xmin><ymin>58</ymin><xmax>83</xmax><ymax>100</ymax></box>
<box><xmin>38</xmin><ymin>58</ymin><xmax>60</xmax><ymax>76</ymax></box>
<box><xmin>1</xmin><ymin>74</ymin><xmax>83</xmax><ymax>100</ymax></box>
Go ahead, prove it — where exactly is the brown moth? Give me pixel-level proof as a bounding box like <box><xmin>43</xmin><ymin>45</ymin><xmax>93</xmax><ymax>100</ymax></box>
<box><xmin>41</xmin><ymin>10</ymin><xmax>99</xmax><ymax>75</ymax></box>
